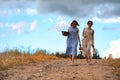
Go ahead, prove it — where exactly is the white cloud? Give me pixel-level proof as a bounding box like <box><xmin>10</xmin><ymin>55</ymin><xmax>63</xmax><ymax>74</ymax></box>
<box><xmin>104</xmin><ymin>17</ymin><xmax>120</xmax><ymax>23</ymax></box>
<box><xmin>50</xmin><ymin>20</ymin><xmax>69</xmax><ymax>31</ymax></box>
<box><xmin>0</xmin><ymin>22</ymin><xmax>3</xmax><ymax>28</ymax></box>
<box><xmin>0</xmin><ymin>10</ymin><xmax>9</xmax><ymax>17</ymax></box>
<box><xmin>91</xmin><ymin>17</ymin><xmax>120</xmax><ymax>23</ymax></box>
<box><xmin>30</xmin><ymin>20</ymin><xmax>38</xmax><ymax>31</ymax></box>
<box><xmin>104</xmin><ymin>39</ymin><xmax>120</xmax><ymax>58</ymax></box>
<box><xmin>57</xmin><ymin>16</ymin><xmax>63</xmax><ymax>21</ymax></box>
<box><xmin>0</xmin><ymin>34</ymin><xmax>5</xmax><ymax>38</ymax></box>
<box><xmin>26</xmin><ymin>8</ymin><xmax>37</xmax><ymax>15</ymax></box>
<box><xmin>37</xmin><ymin>0</ymin><xmax>120</xmax><ymax>18</ymax></box>
<box><xmin>48</xmin><ymin>18</ymin><xmax>54</xmax><ymax>23</ymax></box>
<box><xmin>90</xmin><ymin>17</ymin><xmax>102</xmax><ymax>22</ymax></box>
<box><xmin>102</xmin><ymin>26</ymin><xmax>120</xmax><ymax>31</ymax></box>
<box><xmin>16</xmin><ymin>9</ymin><xmax>21</xmax><ymax>14</ymax></box>
<box><xmin>0</xmin><ymin>0</ymin><xmax>120</xmax><ymax>19</ymax></box>
<box><xmin>4</xmin><ymin>20</ymin><xmax>38</xmax><ymax>35</ymax></box>
<box><xmin>0</xmin><ymin>9</ymin><xmax>22</xmax><ymax>17</ymax></box>
<box><xmin>6</xmin><ymin>22</ymin><xmax>27</xmax><ymax>34</ymax></box>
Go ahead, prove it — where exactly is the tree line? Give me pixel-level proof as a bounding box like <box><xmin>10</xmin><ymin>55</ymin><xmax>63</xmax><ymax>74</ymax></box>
<box><xmin>53</xmin><ymin>49</ymin><xmax>101</xmax><ymax>59</ymax></box>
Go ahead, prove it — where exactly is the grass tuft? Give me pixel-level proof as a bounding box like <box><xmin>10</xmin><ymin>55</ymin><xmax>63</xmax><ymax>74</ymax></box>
<box><xmin>0</xmin><ymin>49</ymin><xmax>58</xmax><ymax>71</ymax></box>
<box><xmin>107</xmin><ymin>58</ymin><xmax>120</xmax><ymax>79</ymax></box>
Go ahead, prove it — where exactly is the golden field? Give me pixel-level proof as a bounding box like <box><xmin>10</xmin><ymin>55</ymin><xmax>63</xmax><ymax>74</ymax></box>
<box><xmin>0</xmin><ymin>49</ymin><xmax>58</xmax><ymax>71</ymax></box>
<box><xmin>107</xmin><ymin>58</ymin><xmax>120</xmax><ymax>79</ymax></box>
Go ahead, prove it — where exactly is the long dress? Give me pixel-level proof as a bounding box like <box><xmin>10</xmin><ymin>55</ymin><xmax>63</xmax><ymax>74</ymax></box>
<box><xmin>82</xmin><ymin>27</ymin><xmax>94</xmax><ymax>57</ymax></box>
<box><xmin>66</xmin><ymin>26</ymin><xmax>78</xmax><ymax>56</ymax></box>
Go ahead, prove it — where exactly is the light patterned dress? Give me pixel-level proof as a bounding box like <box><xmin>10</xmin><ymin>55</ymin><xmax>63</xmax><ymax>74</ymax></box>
<box><xmin>66</xmin><ymin>26</ymin><xmax>78</xmax><ymax>56</ymax></box>
<box><xmin>82</xmin><ymin>27</ymin><xmax>94</xmax><ymax>57</ymax></box>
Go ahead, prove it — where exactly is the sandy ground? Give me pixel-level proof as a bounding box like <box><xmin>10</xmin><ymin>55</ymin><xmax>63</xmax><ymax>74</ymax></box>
<box><xmin>0</xmin><ymin>59</ymin><xmax>118</xmax><ymax>80</ymax></box>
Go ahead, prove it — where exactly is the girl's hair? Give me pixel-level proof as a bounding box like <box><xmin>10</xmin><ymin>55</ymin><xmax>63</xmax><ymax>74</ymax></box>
<box><xmin>87</xmin><ymin>20</ymin><xmax>93</xmax><ymax>25</ymax></box>
<box><xmin>71</xmin><ymin>20</ymin><xmax>79</xmax><ymax>27</ymax></box>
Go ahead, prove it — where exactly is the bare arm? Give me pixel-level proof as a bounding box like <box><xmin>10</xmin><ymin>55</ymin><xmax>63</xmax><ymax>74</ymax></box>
<box><xmin>77</xmin><ymin>28</ymin><xmax>81</xmax><ymax>47</ymax></box>
<box><xmin>68</xmin><ymin>27</ymin><xmax>70</xmax><ymax>32</ymax></box>
<box><xmin>92</xmin><ymin>30</ymin><xmax>95</xmax><ymax>49</ymax></box>
<box><xmin>82</xmin><ymin>28</ymin><xmax>87</xmax><ymax>38</ymax></box>
<box><xmin>92</xmin><ymin>30</ymin><xmax>94</xmax><ymax>45</ymax></box>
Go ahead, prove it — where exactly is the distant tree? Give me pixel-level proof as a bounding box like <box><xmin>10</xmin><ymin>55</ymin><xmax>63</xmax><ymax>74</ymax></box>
<box><xmin>92</xmin><ymin>49</ymin><xmax>101</xmax><ymax>59</ymax></box>
<box><xmin>55</xmin><ymin>52</ymin><xmax>60</xmax><ymax>57</ymax></box>
<box><xmin>59</xmin><ymin>53</ymin><xmax>68</xmax><ymax>58</ymax></box>
<box><xmin>77</xmin><ymin>51</ymin><xmax>85</xmax><ymax>59</ymax></box>
<box><xmin>108</xmin><ymin>53</ymin><xmax>113</xmax><ymax>59</ymax></box>
<box><xmin>51</xmin><ymin>53</ymin><xmax>54</xmax><ymax>55</ymax></box>
<box><xmin>55</xmin><ymin>52</ymin><xmax>68</xmax><ymax>58</ymax></box>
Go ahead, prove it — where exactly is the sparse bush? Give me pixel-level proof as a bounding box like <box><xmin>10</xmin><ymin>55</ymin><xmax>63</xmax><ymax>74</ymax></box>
<box><xmin>0</xmin><ymin>49</ymin><xmax>58</xmax><ymax>71</ymax></box>
<box><xmin>107</xmin><ymin>59</ymin><xmax>120</xmax><ymax>79</ymax></box>
<box><xmin>54</xmin><ymin>52</ymin><xmax>68</xmax><ymax>58</ymax></box>
<box><xmin>77</xmin><ymin>53</ymin><xmax>85</xmax><ymax>59</ymax></box>
<box><xmin>92</xmin><ymin>49</ymin><xmax>101</xmax><ymax>59</ymax></box>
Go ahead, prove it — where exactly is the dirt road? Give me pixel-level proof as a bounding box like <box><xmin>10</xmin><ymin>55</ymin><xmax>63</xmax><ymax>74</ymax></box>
<box><xmin>0</xmin><ymin>59</ymin><xmax>118</xmax><ymax>80</ymax></box>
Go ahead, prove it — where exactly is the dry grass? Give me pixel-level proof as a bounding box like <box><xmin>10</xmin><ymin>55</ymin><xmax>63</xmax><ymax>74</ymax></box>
<box><xmin>0</xmin><ymin>49</ymin><xmax>58</xmax><ymax>71</ymax></box>
<box><xmin>107</xmin><ymin>59</ymin><xmax>120</xmax><ymax>79</ymax></box>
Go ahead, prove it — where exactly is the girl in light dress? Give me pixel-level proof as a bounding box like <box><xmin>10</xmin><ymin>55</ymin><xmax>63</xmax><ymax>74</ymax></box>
<box><xmin>82</xmin><ymin>20</ymin><xmax>95</xmax><ymax>65</ymax></box>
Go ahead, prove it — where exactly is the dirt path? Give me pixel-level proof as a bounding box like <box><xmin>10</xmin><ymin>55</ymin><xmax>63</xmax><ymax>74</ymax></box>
<box><xmin>0</xmin><ymin>59</ymin><xmax>118</xmax><ymax>80</ymax></box>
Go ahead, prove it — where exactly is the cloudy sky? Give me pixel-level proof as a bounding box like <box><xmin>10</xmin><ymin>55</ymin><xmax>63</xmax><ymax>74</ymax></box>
<box><xmin>0</xmin><ymin>0</ymin><xmax>120</xmax><ymax>58</ymax></box>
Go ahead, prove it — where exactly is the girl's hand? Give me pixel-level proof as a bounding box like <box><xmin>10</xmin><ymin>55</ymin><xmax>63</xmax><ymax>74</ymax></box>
<box><xmin>92</xmin><ymin>44</ymin><xmax>95</xmax><ymax>51</ymax></box>
<box><xmin>92</xmin><ymin>40</ymin><xmax>94</xmax><ymax>45</ymax></box>
<box><xmin>83</xmin><ymin>34</ymin><xmax>87</xmax><ymax>38</ymax></box>
<box><xmin>93</xmin><ymin>47</ymin><xmax>96</xmax><ymax>54</ymax></box>
<box><xmin>79</xmin><ymin>44</ymin><xmax>82</xmax><ymax>50</ymax></box>
<box><xmin>79</xmin><ymin>43</ymin><xmax>81</xmax><ymax>47</ymax></box>
<box><xmin>79</xmin><ymin>43</ymin><xmax>81</xmax><ymax>49</ymax></box>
